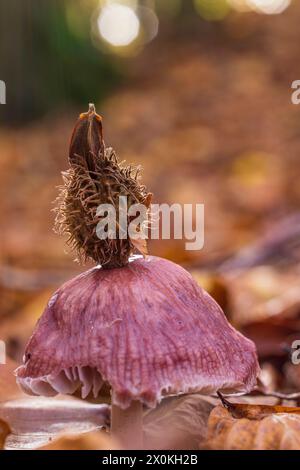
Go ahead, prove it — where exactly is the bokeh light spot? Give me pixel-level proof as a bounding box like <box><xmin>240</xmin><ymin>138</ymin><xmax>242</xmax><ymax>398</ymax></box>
<box><xmin>246</xmin><ymin>0</ymin><xmax>291</xmax><ymax>14</ymax></box>
<box><xmin>97</xmin><ymin>3</ymin><xmax>140</xmax><ymax>47</ymax></box>
<box><xmin>194</xmin><ymin>0</ymin><xmax>231</xmax><ymax>21</ymax></box>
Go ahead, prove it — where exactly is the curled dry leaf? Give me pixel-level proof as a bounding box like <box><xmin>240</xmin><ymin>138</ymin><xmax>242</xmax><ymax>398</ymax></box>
<box><xmin>218</xmin><ymin>393</ymin><xmax>300</xmax><ymax>420</ymax></box>
<box><xmin>0</xmin><ymin>396</ymin><xmax>109</xmax><ymax>450</ymax></box>
<box><xmin>204</xmin><ymin>404</ymin><xmax>300</xmax><ymax>450</ymax></box>
<box><xmin>144</xmin><ymin>394</ymin><xmax>215</xmax><ymax>450</ymax></box>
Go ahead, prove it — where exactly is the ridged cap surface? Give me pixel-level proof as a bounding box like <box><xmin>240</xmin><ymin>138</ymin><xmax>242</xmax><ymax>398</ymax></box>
<box><xmin>16</xmin><ymin>256</ymin><xmax>259</xmax><ymax>408</ymax></box>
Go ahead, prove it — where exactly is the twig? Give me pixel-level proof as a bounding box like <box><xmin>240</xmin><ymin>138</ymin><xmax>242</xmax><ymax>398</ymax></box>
<box><xmin>217</xmin><ymin>391</ymin><xmax>232</xmax><ymax>409</ymax></box>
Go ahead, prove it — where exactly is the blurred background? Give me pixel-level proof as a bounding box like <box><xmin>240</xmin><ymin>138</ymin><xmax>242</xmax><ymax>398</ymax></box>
<box><xmin>1</xmin><ymin>0</ymin><xmax>300</xmax><ymax>394</ymax></box>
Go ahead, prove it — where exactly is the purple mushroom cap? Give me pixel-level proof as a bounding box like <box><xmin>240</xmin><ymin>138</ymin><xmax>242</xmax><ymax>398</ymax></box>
<box><xmin>16</xmin><ymin>256</ymin><xmax>259</xmax><ymax>409</ymax></box>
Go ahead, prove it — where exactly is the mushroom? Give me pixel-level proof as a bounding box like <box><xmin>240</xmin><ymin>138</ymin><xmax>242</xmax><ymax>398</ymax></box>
<box><xmin>16</xmin><ymin>106</ymin><xmax>259</xmax><ymax>449</ymax></box>
<box><xmin>16</xmin><ymin>256</ymin><xmax>259</xmax><ymax>448</ymax></box>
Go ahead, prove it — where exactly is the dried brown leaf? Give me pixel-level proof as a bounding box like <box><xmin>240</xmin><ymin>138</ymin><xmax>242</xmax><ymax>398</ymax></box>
<box><xmin>40</xmin><ymin>430</ymin><xmax>117</xmax><ymax>450</ymax></box>
<box><xmin>218</xmin><ymin>393</ymin><xmax>300</xmax><ymax>420</ymax></box>
<box><xmin>144</xmin><ymin>394</ymin><xmax>215</xmax><ymax>450</ymax></box>
<box><xmin>0</xmin><ymin>396</ymin><xmax>109</xmax><ymax>450</ymax></box>
<box><xmin>204</xmin><ymin>404</ymin><xmax>300</xmax><ymax>450</ymax></box>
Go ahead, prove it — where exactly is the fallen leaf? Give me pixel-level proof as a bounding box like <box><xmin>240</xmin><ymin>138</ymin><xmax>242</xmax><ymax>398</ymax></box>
<box><xmin>144</xmin><ymin>394</ymin><xmax>215</xmax><ymax>449</ymax></box>
<box><xmin>218</xmin><ymin>393</ymin><xmax>300</xmax><ymax>420</ymax></box>
<box><xmin>204</xmin><ymin>405</ymin><xmax>300</xmax><ymax>450</ymax></box>
<box><xmin>40</xmin><ymin>430</ymin><xmax>117</xmax><ymax>450</ymax></box>
<box><xmin>0</xmin><ymin>396</ymin><xmax>110</xmax><ymax>450</ymax></box>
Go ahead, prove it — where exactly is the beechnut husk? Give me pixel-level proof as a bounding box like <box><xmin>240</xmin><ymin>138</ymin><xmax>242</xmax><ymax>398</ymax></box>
<box><xmin>55</xmin><ymin>103</ymin><xmax>152</xmax><ymax>268</ymax></box>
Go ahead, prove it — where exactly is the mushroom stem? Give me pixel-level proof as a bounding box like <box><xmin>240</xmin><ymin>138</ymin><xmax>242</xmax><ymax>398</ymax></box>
<box><xmin>111</xmin><ymin>401</ymin><xmax>143</xmax><ymax>449</ymax></box>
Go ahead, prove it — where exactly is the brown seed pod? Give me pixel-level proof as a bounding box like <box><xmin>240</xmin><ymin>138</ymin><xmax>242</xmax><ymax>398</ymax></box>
<box><xmin>55</xmin><ymin>104</ymin><xmax>152</xmax><ymax>268</ymax></box>
<box><xmin>69</xmin><ymin>103</ymin><xmax>104</xmax><ymax>171</ymax></box>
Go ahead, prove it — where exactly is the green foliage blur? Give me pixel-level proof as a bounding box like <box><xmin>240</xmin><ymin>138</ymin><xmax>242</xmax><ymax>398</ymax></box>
<box><xmin>0</xmin><ymin>0</ymin><xmax>289</xmax><ymax>125</ymax></box>
<box><xmin>0</xmin><ymin>0</ymin><xmax>121</xmax><ymax>125</ymax></box>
